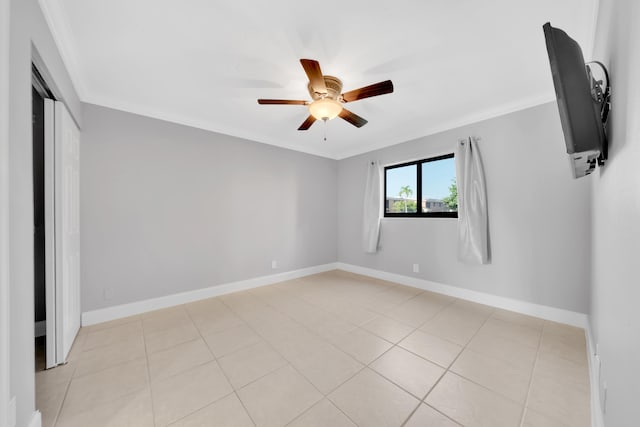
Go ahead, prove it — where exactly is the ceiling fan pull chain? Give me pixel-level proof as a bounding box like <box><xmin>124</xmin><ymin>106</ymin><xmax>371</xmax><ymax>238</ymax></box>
<box><xmin>323</xmin><ymin>119</ymin><xmax>327</xmax><ymax>141</ymax></box>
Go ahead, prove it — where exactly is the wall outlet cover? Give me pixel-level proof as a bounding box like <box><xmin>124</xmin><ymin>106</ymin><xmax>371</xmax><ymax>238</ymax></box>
<box><xmin>412</xmin><ymin>264</ymin><xmax>419</xmax><ymax>273</ymax></box>
<box><xmin>271</xmin><ymin>260</ymin><xmax>277</xmax><ymax>269</ymax></box>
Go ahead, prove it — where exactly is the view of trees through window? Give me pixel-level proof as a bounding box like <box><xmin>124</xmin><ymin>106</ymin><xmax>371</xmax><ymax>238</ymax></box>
<box><xmin>384</xmin><ymin>154</ymin><xmax>458</xmax><ymax>217</ymax></box>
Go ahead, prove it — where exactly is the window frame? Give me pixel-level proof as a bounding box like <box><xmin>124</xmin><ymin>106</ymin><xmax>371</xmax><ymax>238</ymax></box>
<box><xmin>383</xmin><ymin>153</ymin><xmax>458</xmax><ymax>218</ymax></box>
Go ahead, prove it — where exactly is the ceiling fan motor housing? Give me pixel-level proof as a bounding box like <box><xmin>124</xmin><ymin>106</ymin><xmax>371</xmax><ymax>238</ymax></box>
<box><xmin>308</xmin><ymin>75</ymin><xmax>343</xmax><ymax>100</ymax></box>
<box><xmin>257</xmin><ymin>59</ymin><xmax>392</xmax><ymax>129</ymax></box>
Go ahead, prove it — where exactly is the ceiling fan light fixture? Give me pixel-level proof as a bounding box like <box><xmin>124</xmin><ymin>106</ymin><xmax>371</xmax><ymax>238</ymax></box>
<box><xmin>308</xmin><ymin>98</ymin><xmax>343</xmax><ymax>121</ymax></box>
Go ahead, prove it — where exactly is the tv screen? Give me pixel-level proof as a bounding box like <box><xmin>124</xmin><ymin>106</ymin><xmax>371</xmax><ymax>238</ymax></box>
<box><xmin>543</xmin><ymin>22</ymin><xmax>608</xmax><ymax>178</ymax></box>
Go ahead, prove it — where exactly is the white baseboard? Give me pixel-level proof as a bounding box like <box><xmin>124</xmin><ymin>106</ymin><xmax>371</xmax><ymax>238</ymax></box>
<box><xmin>82</xmin><ymin>260</ymin><xmax>600</xmax><ymax>426</ymax></box>
<box><xmin>29</xmin><ymin>410</ymin><xmax>42</xmax><ymax>427</ymax></box>
<box><xmin>585</xmin><ymin>321</ymin><xmax>605</xmax><ymax>427</ymax></box>
<box><xmin>81</xmin><ymin>263</ymin><xmax>338</xmax><ymax>326</ymax></box>
<box><xmin>84</xmin><ymin>261</ymin><xmax>590</xmax><ymax>329</ymax></box>
<box><xmin>336</xmin><ymin>262</ymin><xmax>589</xmax><ymax>328</ymax></box>
<box><xmin>34</xmin><ymin>321</ymin><xmax>46</xmax><ymax>338</ymax></box>
<box><xmin>338</xmin><ymin>263</ymin><xmax>602</xmax><ymax>427</ymax></box>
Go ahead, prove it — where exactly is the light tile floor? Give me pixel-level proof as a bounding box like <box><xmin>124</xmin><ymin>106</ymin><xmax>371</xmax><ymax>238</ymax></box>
<box><xmin>36</xmin><ymin>270</ymin><xmax>591</xmax><ymax>427</ymax></box>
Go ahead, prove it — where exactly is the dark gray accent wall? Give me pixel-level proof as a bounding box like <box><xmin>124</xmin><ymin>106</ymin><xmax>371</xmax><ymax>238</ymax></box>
<box><xmin>80</xmin><ymin>104</ymin><xmax>338</xmax><ymax>312</ymax></box>
<box><xmin>337</xmin><ymin>102</ymin><xmax>592</xmax><ymax>313</ymax></box>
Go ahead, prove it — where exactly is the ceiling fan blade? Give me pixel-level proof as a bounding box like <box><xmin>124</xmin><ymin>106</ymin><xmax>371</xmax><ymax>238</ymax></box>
<box><xmin>257</xmin><ymin>99</ymin><xmax>308</xmax><ymax>105</ymax></box>
<box><xmin>300</xmin><ymin>59</ymin><xmax>327</xmax><ymax>94</ymax></box>
<box><xmin>339</xmin><ymin>108</ymin><xmax>368</xmax><ymax>128</ymax></box>
<box><xmin>341</xmin><ymin>80</ymin><xmax>394</xmax><ymax>103</ymax></box>
<box><xmin>298</xmin><ymin>115</ymin><xmax>317</xmax><ymax>130</ymax></box>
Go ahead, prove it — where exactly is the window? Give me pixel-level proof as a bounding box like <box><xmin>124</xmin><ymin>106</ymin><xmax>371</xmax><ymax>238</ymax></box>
<box><xmin>384</xmin><ymin>153</ymin><xmax>458</xmax><ymax>218</ymax></box>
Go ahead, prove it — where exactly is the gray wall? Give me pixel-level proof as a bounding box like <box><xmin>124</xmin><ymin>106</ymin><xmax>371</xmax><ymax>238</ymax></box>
<box><xmin>591</xmin><ymin>1</ymin><xmax>640</xmax><ymax>425</ymax></box>
<box><xmin>8</xmin><ymin>0</ymin><xmax>83</xmax><ymax>425</ymax></box>
<box><xmin>80</xmin><ymin>104</ymin><xmax>337</xmax><ymax>312</ymax></box>
<box><xmin>338</xmin><ymin>102</ymin><xmax>592</xmax><ymax>313</ymax></box>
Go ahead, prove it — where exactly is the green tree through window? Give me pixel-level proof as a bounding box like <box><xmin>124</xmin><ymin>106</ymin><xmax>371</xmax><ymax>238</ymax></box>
<box><xmin>384</xmin><ymin>153</ymin><xmax>457</xmax><ymax>218</ymax></box>
<box><xmin>398</xmin><ymin>185</ymin><xmax>413</xmax><ymax>212</ymax></box>
<box><xmin>442</xmin><ymin>179</ymin><xmax>458</xmax><ymax>210</ymax></box>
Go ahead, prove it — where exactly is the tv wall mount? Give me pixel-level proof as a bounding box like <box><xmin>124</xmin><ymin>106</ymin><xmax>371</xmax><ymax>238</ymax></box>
<box><xmin>586</xmin><ymin>61</ymin><xmax>611</xmax><ymax>165</ymax></box>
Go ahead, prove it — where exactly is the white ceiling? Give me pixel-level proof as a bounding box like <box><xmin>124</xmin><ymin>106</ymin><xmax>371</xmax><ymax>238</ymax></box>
<box><xmin>40</xmin><ymin>0</ymin><xmax>598</xmax><ymax>159</ymax></box>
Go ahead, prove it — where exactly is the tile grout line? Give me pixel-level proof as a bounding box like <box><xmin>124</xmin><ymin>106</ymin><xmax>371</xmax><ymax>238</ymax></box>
<box><xmin>518</xmin><ymin>320</ymin><xmax>547</xmax><ymax>427</ymax></box>
<box><xmin>181</xmin><ymin>302</ymin><xmax>259</xmax><ymax>427</ymax></box>
<box><xmin>244</xmin><ymin>276</ymin><xmax>476</xmax><ymax>426</ymax></box>
<box><xmin>276</xmin><ymin>277</ymin><xmax>379</xmax><ymax>427</ymax></box>
<box><xmin>50</xmin><ymin>326</ymin><xmax>149</xmax><ymax>424</ymax></box>
<box><xmin>409</xmin><ymin>306</ymin><xmax>497</xmax><ymax>426</ymax></box>
<box><xmin>337</xmin><ymin>293</ymin><xmax>476</xmax><ymax>426</ymax></box>
<box><xmin>281</xmin><ymin>277</ymin><xmax>449</xmax><ymax>424</ymax></box>
<box><xmin>140</xmin><ymin>317</ymin><xmax>159</xmax><ymax>427</ymax></box>
<box><xmin>39</xmin><ymin>333</ymin><xmax>83</xmax><ymax>427</ymax></box>
<box><xmin>56</xmin><ymin>272</ymin><xmax>588</xmax><ymax>426</ymax></box>
<box><xmin>237</xmin><ymin>298</ymin><xmax>341</xmax><ymax>422</ymax></box>
<box><xmin>51</xmin><ymin>327</ymin><xmax>148</xmax><ymax>426</ymax></box>
<box><xmin>219</xmin><ymin>287</ymin><xmax>335</xmax><ymax>400</ymax></box>
<box><xmin>48</xmin><ymin>364</ymin><xmax>76</xmax><ymax>427</ymax></box>
<box><xmin>65</xmin><ymin>321</ymin><xmax>152</xmax><ymax>384</ymax></box>
<box><xmin>222</xmin><ymin>280</ymin><xmax>366</xmax><ymax>426</ymax></box>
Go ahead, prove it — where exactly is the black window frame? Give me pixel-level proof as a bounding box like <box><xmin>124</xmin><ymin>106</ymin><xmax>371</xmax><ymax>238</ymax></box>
<box><xmin>383</xmin><ymin>153</ymin><xmax>458</xmax><ymax>218</ymax></box>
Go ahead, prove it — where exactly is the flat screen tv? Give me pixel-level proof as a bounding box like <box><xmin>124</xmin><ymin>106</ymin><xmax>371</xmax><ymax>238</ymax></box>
<box><xmin>543</xmin><ymin>22</ymin><xmax>610</xmax><ymax>178</ymax></box>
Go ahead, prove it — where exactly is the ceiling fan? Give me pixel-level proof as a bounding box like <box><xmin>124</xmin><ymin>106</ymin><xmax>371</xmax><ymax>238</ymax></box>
<box><xmin>257</xmin><ymin>59</ymin><xmax>394</xmax><ymax>130</ymax></box>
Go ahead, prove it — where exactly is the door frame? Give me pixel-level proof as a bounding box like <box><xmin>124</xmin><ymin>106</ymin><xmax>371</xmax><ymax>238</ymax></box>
<box><xmin>1</xmin><ymin>0</ymin><xmax>11</xmax><ymax>424</ymax></box>
<box><xmin>33</xmin><ymin>65</ymin><xmax>81</xmax><ymax>369</ymax></box>
<box><xmin>43</xmin><ymin>99</ymin><xmax>57</xmax><ymax>368</ymax></box>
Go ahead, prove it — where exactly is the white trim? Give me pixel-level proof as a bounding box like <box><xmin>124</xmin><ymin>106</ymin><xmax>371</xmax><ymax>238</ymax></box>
<box><xmin>28</xmin><ymin>411</ymin><xmax>42</xmax><ymax>427</ymax></box>
<box><xmin>83</xmin><ymin>261</ymin><xmax>590</xmax><ymax>329</ymax></box>
<box><xmin>336</xmin><ymin>263</ymin><xmax>589</xmax><ymax>328</ymax></box>
<box><xmin>34</xmin><ymin>321</ymin><xmax>46</xmax><ymax>338</ymax></box>
<box><xmin>43</xmin><ymin>99</ymin><xmax>56</xmax><ymax>369</ymax></box>
<box><xmin>81</xmin><ymin>97</ymin><xmax>336</xmax><ymax>160</ymax></box>
<box><xmin>586</xmin><ymin>0</ymin><xmax>601</xmax><ymax>61</ymax></box>
<box><xmin>79</xmin><ymin>260</ymin><xmax>603</xmax><ymax>427</ymax></box>
<box><xmin>37</xmin><ymin>0</ymin><xmax>87</xmax><ymax>99</ymax></box>
<box><xmin>0</xmin><ymin>0</ymin><xmax>11</xmax><ymax>424</ymax></box>
<box><xmin>81</xmin><ymin>263</ymin><xmax>338</xmax><ymax>326</ymax></box>
<box><xmin>82</xmin><ymin>92</ymin><xmax>555</xmax><ymax>162</ymax></box>
<box><xmin>83</xmin><ymin>260</ymin><xmax>591</xmax><ymax>329</ymax></box>
<box><xmin>37</xmin><ymin>0</ymin><xmax>562</xmax><ymax>162</ymax></box>
<box><xmin>585</xmin><ymin>321</ymin><xmax>605</xmax><ymax>427</ymax></box>
<box><xmin>334</xmin><ymin>94</ymin><xmax>556</xmax><ymax>160</ymax></box>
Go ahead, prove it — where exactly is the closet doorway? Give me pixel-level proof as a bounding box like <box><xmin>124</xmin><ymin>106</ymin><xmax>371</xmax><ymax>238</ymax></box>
<box><xmin>32</xmin><ymin>64</ymin><xmax>81</xmax><ymax>371</ymax></box>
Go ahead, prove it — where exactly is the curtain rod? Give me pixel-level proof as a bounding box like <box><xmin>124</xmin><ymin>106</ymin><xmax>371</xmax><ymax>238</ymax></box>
<box><xmin>459</xmin><ymin>136</ymin><xmax>482</xmax><ymax>145</ymax></box>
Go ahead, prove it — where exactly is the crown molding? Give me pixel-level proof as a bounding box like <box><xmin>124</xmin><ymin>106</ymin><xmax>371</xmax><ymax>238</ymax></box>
<box><xmin>38</xmin><ymin>0</ymin><xmax>88</xmax><ymax>99</ymax></box>
<box><xmin>84</xmin><ymin>92</ymin><xmax>555</xmax><ymax>161</ymax></box>
<box><xmin>334</xmin><ymin>93</ymin><xmax>556</xmax><ymax>159</ymax></box>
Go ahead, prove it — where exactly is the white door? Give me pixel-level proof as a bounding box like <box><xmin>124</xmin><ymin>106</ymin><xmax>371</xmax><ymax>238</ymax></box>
<box><xmin>43</xmin><ymin>99</ymin><xmax>56</xmax><ymax>368</ymax></box>
<box><xmin>53</xmin><ymin>101</ymin><xmax>81</xmax><ymax>363</ymax></box>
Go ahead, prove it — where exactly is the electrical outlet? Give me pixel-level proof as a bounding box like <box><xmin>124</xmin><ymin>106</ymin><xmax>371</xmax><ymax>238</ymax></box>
<box><xmin>412</xmin><ymin>264</ymin><xmax>419</xmax><ymax>273</ymax></box>
<box><xmin>595</xmin><ymin>342</ymin><xmax>600</xmax><ymax>356</ymax></box>
<box><xmin>601</xmin><ymin>381</ymin><xmax>608</xmax><ymax>413</ymax></box>
<box><xmin>103</xmin><ymin>288</ymin><xmax>113</xmax><ymax>300</ymax></box>
<box><xmin>271</xmin><ymin>260</ymin><xmax>278</xmax><ymax>269</ymax></box>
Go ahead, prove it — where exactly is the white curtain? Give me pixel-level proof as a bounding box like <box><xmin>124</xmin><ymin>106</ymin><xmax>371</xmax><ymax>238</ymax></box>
<box><xmin>456</xmin><ymin>137</ymin><xmax>490</xmax><ymax>264</ymax></box>
<box><xmin>362</xmin><ymin>160</ymin><xmax>381</xmax><ymax>253</ymax></box>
